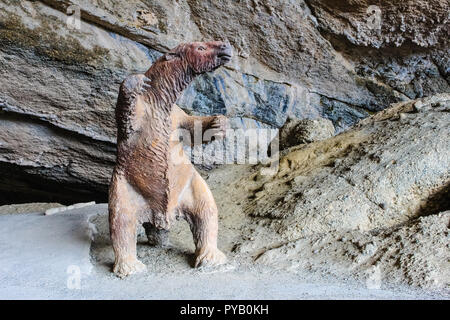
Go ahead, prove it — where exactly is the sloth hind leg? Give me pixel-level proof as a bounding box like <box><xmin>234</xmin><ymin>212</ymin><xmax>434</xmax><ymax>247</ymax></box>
<box><xmin>181</xmin><ymin>171</ymin><xmax>226</xmax><ymax>268</ymax></box>
<box><xmin>109</xmin><ymin>175</ymin><xmax>146</xmax><ymax>278</ymax></box>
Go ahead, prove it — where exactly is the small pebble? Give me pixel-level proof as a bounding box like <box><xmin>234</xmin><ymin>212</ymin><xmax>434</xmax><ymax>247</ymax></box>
<box><xmin>413</xmin><ymin>101</ymin><xmax>424</xmax><ymax>112</ymax></box>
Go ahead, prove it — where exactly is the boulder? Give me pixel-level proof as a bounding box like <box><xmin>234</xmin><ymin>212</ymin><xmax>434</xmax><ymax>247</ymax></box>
<box><xmin>276</xmin><ymin>117</ymin><xmax>335</xmax><ymax>151</ymax></box>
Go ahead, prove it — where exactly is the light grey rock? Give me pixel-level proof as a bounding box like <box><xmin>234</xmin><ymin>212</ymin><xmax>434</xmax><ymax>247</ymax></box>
<box><xmin>0</xmin><ymin>206</ymin><xmax>102</xmax><ymax>297</ymax></box>
<box><xmin>248</xmin><ymin>94</ymin><xmax>450</xmax><ymax>238</ymax></box>
<box><xmin>276</xmin><ymin>117</ymin><xmax>335</xmax><ymax>151</ymax></box>
<box><xmin>45</xmin><ymin>201</ymin><xmax>96</xmax><ymax>215</ymax></box>
<box><xmin>256</xmin><ymin>211</ymin><xmax>450</xmax><ymax>289</ymax></box>
<box><xmin>308</xmin><ymin>0</ymin><xmax>449</xmax><ymax>48</ymax></box>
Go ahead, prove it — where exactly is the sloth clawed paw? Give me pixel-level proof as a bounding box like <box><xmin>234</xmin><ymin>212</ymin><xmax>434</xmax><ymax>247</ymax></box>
<box><xmin>194</xmin><ymin>247</ymin><xmax>227</xmax><ymax>268</ymax></box>
<box><xmin>113</xmin><ymin>258</ymin><xmax>146</xmax><ymax>278</ymax></box>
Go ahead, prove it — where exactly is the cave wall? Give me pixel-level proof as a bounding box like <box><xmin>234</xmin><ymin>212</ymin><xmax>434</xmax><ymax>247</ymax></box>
<box><xmin>0</xmin><ymin>0</ymin><xmax>448</xmax><ymax>204</ymax></box>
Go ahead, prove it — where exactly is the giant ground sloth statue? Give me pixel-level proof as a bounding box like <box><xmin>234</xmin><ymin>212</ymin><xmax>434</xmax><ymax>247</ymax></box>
<box><xmin>109</xmin><ymin>41</ymin><xmax>232</xmax><ymax>277</ymax></box>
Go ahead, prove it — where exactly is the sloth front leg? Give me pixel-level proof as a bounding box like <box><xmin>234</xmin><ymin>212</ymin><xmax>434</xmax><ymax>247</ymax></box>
<box><xmin>183</xmin><ymin>171</ymin><xmax>226</xmax><ymax>268</ymax></box>
<box><xmin>109</xmin><ymin>175</ymin><xmax>146</xmax><ymax>278</ymax></box>
<box><xmin>172</xmin><ymin>104</ymin><xmax>228</xmax><ymax>146</ymax></box>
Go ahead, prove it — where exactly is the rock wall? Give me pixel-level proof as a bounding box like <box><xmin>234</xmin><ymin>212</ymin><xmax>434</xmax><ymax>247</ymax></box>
<box><xmin>0</xmin><ymin>0</ymin><xmax>448</xmax><ymax>204</ymax></box>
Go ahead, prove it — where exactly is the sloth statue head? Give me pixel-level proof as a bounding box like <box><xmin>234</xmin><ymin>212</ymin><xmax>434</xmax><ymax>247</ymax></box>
<box><xmin>162</xmin><ymin>41</ymin><xmax>233</xmax><ymax>74</ymax></box>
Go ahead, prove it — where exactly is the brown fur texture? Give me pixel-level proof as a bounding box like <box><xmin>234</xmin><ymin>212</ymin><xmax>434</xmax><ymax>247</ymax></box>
<box><xmin>109</xmin><ymin>41</ymin><xmax>232</xmax><ymax>277</ymax></box>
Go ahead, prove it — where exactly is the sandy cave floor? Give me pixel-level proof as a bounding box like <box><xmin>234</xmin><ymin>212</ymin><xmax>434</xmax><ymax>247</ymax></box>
<box><xmin>0</xmin><ymin>164</ymin><xmax>448</xmax><ymax>299</ymax></box>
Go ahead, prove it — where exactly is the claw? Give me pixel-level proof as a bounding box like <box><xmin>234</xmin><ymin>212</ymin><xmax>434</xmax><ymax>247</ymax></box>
<box><xmin>141</xmin><ymin>77</ymin><xmax>152</xmax><ymax>92</ymax></box>
<box><xmin>113</xmin><ymin>258</ymin><xmax>146</xmax><ymax>278</ymax></box>
<box><xmin>194</xmin><ymin>247</ymin><xmax>227</xmax><ymax>268</ymax></box>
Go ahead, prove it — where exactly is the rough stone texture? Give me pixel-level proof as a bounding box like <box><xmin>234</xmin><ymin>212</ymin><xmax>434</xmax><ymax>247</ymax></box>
<box><xmin>0</xmin><ymin>202</ymin><xmax>63</xmax><ymax>215</ymax></box>
<box><xmin>0</xmin><ymin>0</ymin><xmax>449</xmax><ymax>203</ymax></box>
<box><xmin>275</xmin><ymin>117</ymin><xmax>335</xmax><ymax>151</ymax></box>
<box><xmin>213</xmin><ymin>94</ymin><xmax>449</xmax><ymax>289</ymax></box>
<box><xmin>186</xmin><ymin>117</ymin><xmax>278</xmax><ymax>171</ymax></box>
<box><xmin>308</xmin><ymin>0</ymin><xmax>449</xmax><ymax>48</ymax></box>
<box><xmin>257</xmin><ymin>211</ymin><xmax>450</xmax><ymax>290</ymax></box>
<box><xmin>307</xmin><ymin>0</ymin><xmax>450</xmax><ymax>104</ymax></box>
<box><xmin>246</xmin><ymin>94</ymin><xmax>450</xmax><ymax>238</ymax></box>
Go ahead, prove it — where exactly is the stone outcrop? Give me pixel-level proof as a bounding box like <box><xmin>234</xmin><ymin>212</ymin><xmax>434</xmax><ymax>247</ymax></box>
<box><xmin>225</xmin><ymin>94</ymin><xmax>449</xmax><ymax>289</ymax></box>
<box><xmin>246</xmin><ymin>94</ymin><xmax>450</xmax><ymax>238</ymax></box>
<box><xmin>274</xmin><ymin>117</ymin><xmax>335</xmax><ymax>151</ymax></box>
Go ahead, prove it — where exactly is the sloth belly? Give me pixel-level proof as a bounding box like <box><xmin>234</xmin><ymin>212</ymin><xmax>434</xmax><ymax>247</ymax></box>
<box><xmin>116</xmin><ymin>112</ymin><xmax>197</xmax><ymax>228</ymax></box>
<box><xmin>121</xmin><ymin>135</ymin><xmax>170</xmax><ymax>221</ymax></box>
<box><xmin>120</xmin><ymin>136</ymin><xmax>197</xmax><ymax>228</ymax></box>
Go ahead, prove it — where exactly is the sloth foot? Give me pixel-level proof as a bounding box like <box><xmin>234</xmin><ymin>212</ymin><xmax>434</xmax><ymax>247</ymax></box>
<box><xmin>113</xmin><ymin>257</ymin><xmax>146</xmax><ymax>278</ymax></box>
<box><xmin>194</xmin><ymin>247</ymin><xmax>227</xmax><ymax>268</ymax></box>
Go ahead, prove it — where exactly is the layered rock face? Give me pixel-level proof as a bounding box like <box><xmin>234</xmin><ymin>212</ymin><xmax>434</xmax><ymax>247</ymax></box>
<box><xmin>0</xmin><ymin>0</ymin><xmax>448</xmax><ymax>204</ymax></box>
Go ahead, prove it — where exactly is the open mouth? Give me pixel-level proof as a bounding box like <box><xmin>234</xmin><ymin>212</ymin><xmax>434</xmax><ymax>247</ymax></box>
<box><xmin>218</xmin><ymin>52</ymin><xmax>232</xmax><ymax>62</ymax></box>
<box><xmin>218</xmin><ymin>46</ymin><xmax>233</xmax><ymax>62</ymax></box>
